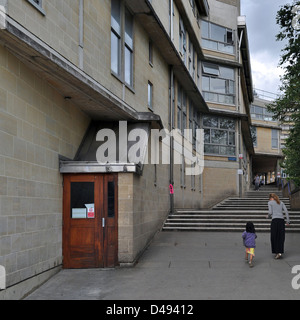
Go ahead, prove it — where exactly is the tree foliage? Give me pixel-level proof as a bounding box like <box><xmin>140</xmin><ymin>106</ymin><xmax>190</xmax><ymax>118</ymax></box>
<box><xmin>268</xmin><ymin>1</ymin><xmax>300</xmax><ymax>185</ymax></box>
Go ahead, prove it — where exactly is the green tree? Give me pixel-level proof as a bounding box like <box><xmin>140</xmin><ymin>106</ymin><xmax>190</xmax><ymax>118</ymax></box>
<box><xmin>268</xmin><ymin>1</ymin><xmax>300</xmax><ymax>186</ymax></box>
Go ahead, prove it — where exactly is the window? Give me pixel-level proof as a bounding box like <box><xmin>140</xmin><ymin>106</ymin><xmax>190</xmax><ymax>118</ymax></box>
<box><xmin>124</xmin><ymin>8</ymin><xmax>133</xmax><ymax>87</ymax></box>
<box><xmin>107</xmin><ymin>182</ymin><xmax>115</xmax><ymax>218</ymax></box>
<box><xmin>203</xmin><ymin>116</ymin><xmax>236</xmax><ymax>156</ymax></box>
<box><xmin>111</xmin><ymin>0</ymin><xmax>134</xmax><ymax>88</ymax></box>
<box><xmin>188</xmin><ymin>40</ymin><xmax>195</xmax><ymax>78</ymax></box>
<box><xmin>177</xmin><ymin>85</ymin><xmax>182</xmax><ymax>131</ymax></box>
<box><xmin>177</xmin><ymin>85</ymin><xmax>188</xmax><ymax>133</ymax></box>
<box><xmin>193</xmin><ymin>108</ymin><xmax>200</xmax><ymax>149</ymax></box>
<box><xmin>179</xmin><ymin>17</ymin><xmax>187</xmax><ymax>63</ymax></box>
<box><xmin>111</xmin><ymin>0</ymin><xmax>121</xmax><ymax>76</ymax></box>
<box><xmin>189</xmin><ymin>101</ymin><xmax>200</xmax><ymax>148</ymax></box>
<box><xmin>250</xmin><ymin>105</ymin><xmax>276</xmax><ymax>122</ymax></box>
<box><xmin>149</xmin><ymin>40</ymin><xmax>153</xmax><ymax>66</ymax></box>
<box><xmin>182</xmin><ymin>91</ymin><xmax>187</xmax><ymax>132</ymax></box>
<box><xmin>272</xmin><ymin>130</ymin><xmax>279</xmax><ymax>149</ymax></box>
<box><xmin>27</xmin><ymin>0</ymin><xmax>45</xmax><ymax>15</ymax></box>
<box><xmin>71</xmin><ymin>182</ymin><xmax>94</xmax><ymax>219</ymax></box>
<box><xmin>189</xmin><ymin>0</ymin><xmax>201</xmax><ymax>28</ymax></box>
<box><xmin>189</xmin><ymin>102</ymin><xmax>193</xmax><ymax>143</ymax></box>
<box><xmin>202</xmin><ymin>62</ymin><xmax>235</xmax><ymax>105</ymax></box>
<box><xmin>201</xmin><ymin>20</ymin><xmax>234</xmax><ymax>54</ymax></box>
<box><xmin>148</xmin><ymin>82</ymin><xmax>153</xmax><ymax>111</ymax></box>
<box><xmin>250</xmin><ymin>126</ymin><xmax>257</xmax><ymax>147</ymax></box>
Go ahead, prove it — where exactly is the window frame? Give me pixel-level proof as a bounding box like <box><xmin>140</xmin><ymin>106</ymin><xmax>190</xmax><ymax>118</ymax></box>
<box><xmin>272</xmin><ymin>129</ymin><xmax>279</xmax><ymax>149</ymax></box>
<box><xmin>203</xmin><ymin>115</ymin><xmax>236</xmax><ymax>156</ymax></box>
<box><xmin>250</xmin><ymin>105</ymin><xmax>276</xmax><ymax>122</ymax></box>
<box><xmin>179</xmin><ymin>17</ymin><xmax>187</xmax><ymax>64</ymax></box>
<box><xmin>149</xmin><ymin>40</ymin><xmax>153</xmax><ymax>67</ymax></box>
<box><xmin>26</xmin><ymin>0</ymin><xmax>46</xmax><ymax>15</ymax></box>
<box><xmin>148</xmin><ymin>81</ymin><xmax>153</xmax><ymax>111</ymax></box>
<box><xmin>202</xmin><ymin>62</ymin><xmax>236</xmax><ymax>105</ymax></box>
<box><xmin>111</xmin><ymin>0</ymin><xmax>134</xmax><ymax>89</ymax></box>
<box><xmin>201</xmin><ymin>20</ymin><xmax>235</xmax><ymax>55</ymax></box>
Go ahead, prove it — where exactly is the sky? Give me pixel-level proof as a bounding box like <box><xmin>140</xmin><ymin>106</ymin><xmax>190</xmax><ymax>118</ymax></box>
<box><xmin>240</xmin><ymin>0</ymin><xmax>288</xmax><ymax>98</ymax></box>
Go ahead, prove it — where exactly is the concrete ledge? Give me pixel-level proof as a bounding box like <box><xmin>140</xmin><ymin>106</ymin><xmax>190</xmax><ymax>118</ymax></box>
<box><xmin>0</xmin><ymin>266</ymin><xmax>61</xmax><ymax>300</ymax></box>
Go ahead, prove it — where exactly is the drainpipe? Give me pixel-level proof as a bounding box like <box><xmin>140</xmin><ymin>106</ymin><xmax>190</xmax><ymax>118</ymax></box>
<box><xmin>79</xmin><ymin>0</ymin><xmax>84</xmax><ymax>69</ymax></box>
<box><xmin>169</xmin><ymin>0</ymin><xmax>174</xmax><ymax>41</ymax></box>
<box><xmin>237</xmin><ymin>52</ymin><xmax>242</xmax><ymax>198</ymax></box>
<box><xmin>169</xmin><ymin>66</ymin><xmax>174</xmax><ymax>214</ymax></box>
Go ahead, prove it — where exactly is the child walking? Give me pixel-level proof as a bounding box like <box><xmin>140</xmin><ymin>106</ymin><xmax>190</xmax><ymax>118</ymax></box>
<box><xmin>242</xmin><ymin>222</ymin><xmax>257</xmax><ymax>268</ymax></box>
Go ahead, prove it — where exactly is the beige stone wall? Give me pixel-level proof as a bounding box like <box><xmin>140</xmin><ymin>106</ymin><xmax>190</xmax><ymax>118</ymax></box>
<box><xmin>6</xmin><ymin>0</ymin><xmax>170</xmax><ymax>126</ymax></box>
<box><xmin>118</xmin><ymin>173</ymin><xmax>134</xmax><ymax>263</ymax></box>
<box><xmin>0</xmin><ymin>45</ymin><xmax>90</xmax><ymax>288</ymax></box>
<box><xmin>208</xmin><ymin>0</ymin><xmax>240</xmax><ymax>30</ymax></box>
<box><xmin>132</xmin><ymin>164</ymin><xmax>169</xmax><ymax>259</ymax></box>
<box><xmin>202</xmin><ymin>167</ymin><xmax>237</xmax><ymax>207</ymax></box>
<box><xmin>118</xmin><ymin>162</ymin><xmax>169</xmax><ymax>264</ymax></box>
<box><xmin>255</xmin><ymin>127</ymin><xmax>277</xmax><ymax>154</ymax></box>
<box><xmin>7</xmin><ymin>0</ymin><xmax>80</xmax><ymax>66</ymax></box>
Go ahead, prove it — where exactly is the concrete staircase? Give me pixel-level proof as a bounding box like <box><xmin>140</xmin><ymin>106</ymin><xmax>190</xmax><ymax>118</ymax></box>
<box><xmin>163</xmin><ymin>185</ymin><xmax>300</xmax><ymax>232</ymax></box>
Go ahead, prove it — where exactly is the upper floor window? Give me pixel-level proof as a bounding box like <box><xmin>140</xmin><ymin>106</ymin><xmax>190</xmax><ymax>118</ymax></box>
<box><xmin>111</xmin><ymin>0</ymin><xmax>134</xmax><ymax>88</ymax></box>
<box><xmin>148</xmin><ymin>81</ymin><xmax>153</xmax><ymax>111</ymax></box>
<box><xmin>250</xmin><ymin>105</ymin><xmax>276</xmax><ymax>122</ymax></box>
<box><xmin>27</xmin><ymin>0</ymin><xmax>45</xmax><ymax>15</ymax></box>
<box><xmin>189</xmin><ymin>0</ymin><xmax>201</xmax><ymax>28</ymax></box>
<box><xmin>179</xmin><ymin>17</ymin><xmax>187</xmax><ymax>64</ymax></box>
<box><xmin>201</xmin><ymin>20</ymin><xmax>234</xmax><ymax>54</ymax></box>
<box><xmin>189</xmin><ymin>101</ymin><xmax>201</xmax><ymax>148</ymax></box>
<box><xmin>203</xmin><ymin>116</ymin><xmax>236</xmax><ymax>156</ymax></box>
<box><xmin>202</xmin><ymin>62</ymin><xmax>235</xmax><ymax>105</ymax></box>
<box><xmin>250</xmin><ymin>126</ymin><xmax>257</xmax><ymax>147</ymax></box>
<box><xmin>177</xmin><ymin>85</ymin><xmax>188</xmax><ymax>134</ymax></box>
<box><xmin>272</xmin><ymin>130</ymin><xmax>279</xmax><ymax>149</ymax></box>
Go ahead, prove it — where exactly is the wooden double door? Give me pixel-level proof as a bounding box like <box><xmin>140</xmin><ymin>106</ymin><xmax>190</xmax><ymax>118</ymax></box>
<box><xmin>63</xmin><ymin>174</ymin><xmax>118</xmax><ymax>269</ymax></box>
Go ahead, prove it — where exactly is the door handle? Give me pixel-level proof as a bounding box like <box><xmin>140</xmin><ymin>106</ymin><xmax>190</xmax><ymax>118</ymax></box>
<box><xmin>102</xmin><ymin>218</ymin><xmax>105</xmax><ymax>228</ymax></box>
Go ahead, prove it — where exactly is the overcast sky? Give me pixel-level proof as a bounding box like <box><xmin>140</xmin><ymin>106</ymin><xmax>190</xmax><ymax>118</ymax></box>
<box><xmin>240</xmin><ymin>0</ymin><xmax>288</xmax><ymax>97</ymax></box>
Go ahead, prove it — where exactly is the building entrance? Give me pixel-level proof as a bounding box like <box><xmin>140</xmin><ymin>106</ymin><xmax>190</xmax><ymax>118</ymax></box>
<box><xmin>63</xmin><ymin>174</ymin><xmax>118</xmax><ymax>269</ymax></box>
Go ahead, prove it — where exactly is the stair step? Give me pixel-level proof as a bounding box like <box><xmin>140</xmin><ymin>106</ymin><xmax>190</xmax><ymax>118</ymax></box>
<box><xmin>162</xmin><ymin>186</ymin><xmax>299</xmax><ymax>233</ymax></box>
<box><xmin>164</xmin><ymin>222</ymin><xmax>300</xmax><ymax>227</ymax></box>
<box><xmin>175</xmin><ymin>210</ymin><xmax>300</xmax><ymax>215</ymax></box>
<box><xmin>167</xmin><ymin>217</ymin><xmax>300</xmax><ymax>222</ymax></box>
<box><xmin>162</xmin><ymin>227</ymin><xmax>300</xmax><ymax>232</ymax></box>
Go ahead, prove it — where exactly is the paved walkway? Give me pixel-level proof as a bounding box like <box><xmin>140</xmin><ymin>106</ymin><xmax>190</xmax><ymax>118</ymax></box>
<box><xmin>25</xmin><ymin>232</ymin><xmax>300</xmax><ymax>300</ymax></box>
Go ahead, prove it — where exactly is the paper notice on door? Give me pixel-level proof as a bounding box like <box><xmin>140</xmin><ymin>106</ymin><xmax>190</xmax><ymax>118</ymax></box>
<box><xmin>85</xmin><ymin>204</ymin><xmax>95</xmax><ymax>219</ymax></box>
<box><xmin>72</xmin><ymin>208</ymin><xmax>87</xmax><ymax>219</ymax></box>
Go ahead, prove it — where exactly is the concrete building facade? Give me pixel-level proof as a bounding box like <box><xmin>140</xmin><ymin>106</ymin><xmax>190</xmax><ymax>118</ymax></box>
<box><xmin>250</xmin><ymin>95</ymin><xmax>283</xmax><ymax>184</ymax></box>
<box><xmin>0</xmin><ymin>0</ymin><xmax>254</xmax><ymax>299</ymax></box>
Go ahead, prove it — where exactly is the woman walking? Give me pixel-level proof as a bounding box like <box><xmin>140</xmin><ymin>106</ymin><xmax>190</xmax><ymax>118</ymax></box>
<box><xmin>267</xmin><ymin>193</ymin><xmax>290</xmax><ymax>259</ymax></box>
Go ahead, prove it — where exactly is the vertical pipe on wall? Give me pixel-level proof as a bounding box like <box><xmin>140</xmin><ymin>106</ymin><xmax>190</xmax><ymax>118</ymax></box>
<box><xmin>79</xmin><ymin>0</ymin><xmax>84</xmax><ymax>69</ymax></box>
<box><xmin>169</xmin><ymin>66</ymin><xmax>174</xmax><ymax>214</ymax></box>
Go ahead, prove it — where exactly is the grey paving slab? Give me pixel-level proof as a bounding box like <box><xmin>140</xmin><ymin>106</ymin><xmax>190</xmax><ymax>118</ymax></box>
<box><xmin>25</xmin><ymin>232</ymin><xmax>300</xmax><ymax>300</ymax></box>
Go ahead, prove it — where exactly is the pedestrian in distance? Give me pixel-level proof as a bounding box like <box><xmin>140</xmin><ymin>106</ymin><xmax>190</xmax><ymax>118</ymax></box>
<box><xmin>254</xmin><ymin>174</ymin><xmax>260</xmax><ymax>191</ymax></box>
<box><xmin>242</xmin><ymin>222</ymin><xmax>257</xmax><ymax>268</ymax></box>
<box><xmin>267</xmin><ymin>193</ymin><xmax>290</xmax><ymax>259</ymax></box>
